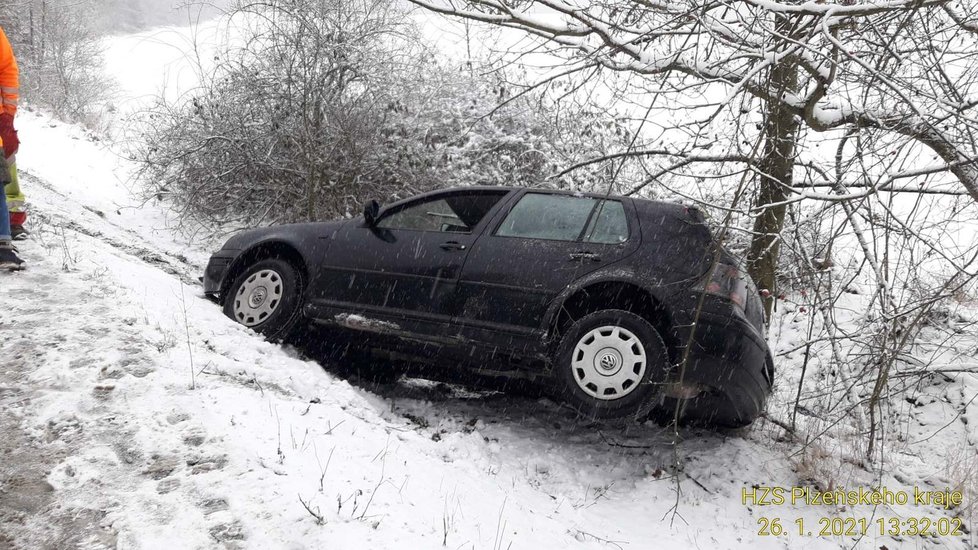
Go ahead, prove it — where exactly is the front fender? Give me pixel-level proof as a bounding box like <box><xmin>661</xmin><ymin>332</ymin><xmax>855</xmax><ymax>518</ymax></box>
<box><xmin>212</xmin><ymin>222</ymin><xmax>345</xmax><ymax>297</ymax></box>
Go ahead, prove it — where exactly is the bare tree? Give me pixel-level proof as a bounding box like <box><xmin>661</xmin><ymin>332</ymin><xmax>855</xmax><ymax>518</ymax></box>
<box><xmin>1</xmin><ymin>0</ymin><xmax>110</xmax><ymax>126</ymax></box>
<box><xmin>407</xmin><ymin>0</ymin><xmax>978</xmax><ymax>317</ymax></box>
<box><xmin>405</xmin><ymin>1</ymin><xmax>978</xmax><ymax>469</ymax></box>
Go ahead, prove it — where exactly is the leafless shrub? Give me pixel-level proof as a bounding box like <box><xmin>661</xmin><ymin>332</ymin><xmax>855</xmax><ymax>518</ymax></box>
<box><xmin>945</xmin><ymin>445</ymin><xmax>978</xmax><ymax>529</ymax></box>
<box><xmin>1</xmin><ymin>0</ymin><xmax>113</xmax><ymax>128</ymax></box>
<box><xmin>130</xmin><ymin>0</ymin><xmax>631</xmax><ymax>232</ymax></box>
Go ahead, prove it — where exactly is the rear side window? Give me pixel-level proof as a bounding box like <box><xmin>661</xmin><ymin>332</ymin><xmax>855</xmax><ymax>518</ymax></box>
<box><xmin>584</xmin><ymin>200</ymin><xmax>629</xmax><ymax>244</ymax></box>
<box><xmin>496</xmin><ymin>193</ymin><xmax>629</xmax><ymax>243</ymax></box>
<box><xmin>496</xmin><ymin>194</ymin><xmax>596</xmax><ymax>241</ymax></box>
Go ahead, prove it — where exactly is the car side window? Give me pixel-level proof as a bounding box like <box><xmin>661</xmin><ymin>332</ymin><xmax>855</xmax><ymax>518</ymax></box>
<box><xmin>377</xmin><ymin>191</ymin><xmax>507</xmax><ymax>233</ymax></box>
<box><xmin>583</xmin><ymin>200</ymin><xmax>629</xmax><ymax>244</ymax></box>
<box><xmin>496</xmin><ymin>193</ymin><xmax>597</xmax><ymax>241</ymax></box>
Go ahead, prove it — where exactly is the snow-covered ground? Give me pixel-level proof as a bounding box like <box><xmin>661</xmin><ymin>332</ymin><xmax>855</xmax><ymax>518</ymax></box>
<box><xmin>1</xmin><ymin>20</ymin><xmax>977</xmax><ymax>550</ymax></box>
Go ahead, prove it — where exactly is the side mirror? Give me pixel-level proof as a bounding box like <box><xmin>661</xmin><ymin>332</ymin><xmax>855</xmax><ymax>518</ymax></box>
<box><xmin>363</xmin><ymin>199</ymin><xmax>381</xmax><ymax>226</ymax></box>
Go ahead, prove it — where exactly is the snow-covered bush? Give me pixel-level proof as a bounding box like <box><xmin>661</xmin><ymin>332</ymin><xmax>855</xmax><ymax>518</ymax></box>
<box><xmin>133</xmin><ymin>0</ymin><xmax>632</xmax><ymax>228</ymax></box>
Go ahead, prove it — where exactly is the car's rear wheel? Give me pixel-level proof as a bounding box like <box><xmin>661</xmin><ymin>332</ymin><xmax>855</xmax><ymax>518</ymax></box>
<box><xmin>553</xmin><ymin>309</ymin><xmax>667</xmax><ymax>420</ymax></box>
<box><xmin>223</xmin><ymin>258</ymin><xmax>303</xmax><ymax>341</ymax></box>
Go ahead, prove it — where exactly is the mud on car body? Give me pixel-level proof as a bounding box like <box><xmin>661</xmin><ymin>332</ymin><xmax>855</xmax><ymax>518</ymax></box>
<box><xmin>204</xmin><ymin>186</ymin><xmax>774</xmax><ymax>427</ymax></box>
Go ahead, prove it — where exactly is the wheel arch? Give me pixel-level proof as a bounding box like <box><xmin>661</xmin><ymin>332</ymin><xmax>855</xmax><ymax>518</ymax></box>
<box><xmin>220</xmin><ymin>240</ymin><xmax>309</xmax><ymax>299</ymax></box>
<box><xmin>548</xmin><ymin>279</ymin><xmax>679</xmax><ymax>364</ymax></box>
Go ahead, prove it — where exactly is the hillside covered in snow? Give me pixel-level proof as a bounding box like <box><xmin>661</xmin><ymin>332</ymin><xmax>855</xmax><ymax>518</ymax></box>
<box><xmin>3</xmin><ymin>3</ymin><xmax>978</xmax><ymax>550</ymax></box>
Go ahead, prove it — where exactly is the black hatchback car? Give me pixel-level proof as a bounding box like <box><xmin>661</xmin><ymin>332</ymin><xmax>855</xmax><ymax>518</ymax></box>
<box><xmin>204</xmin><ymin>187</ymin><xmax>774</xmax><ymax>426</ymax></box>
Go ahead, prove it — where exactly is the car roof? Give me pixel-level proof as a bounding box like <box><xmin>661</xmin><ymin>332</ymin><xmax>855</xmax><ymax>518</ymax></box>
<box><xmin>405</xmin><ymin>185</ymin><xmax>655</xmax><ymax>203</ymax></box>
<box><xmin>376</xmin><ymin>185</ymin><xmax>703</xmax><ymax>232</ymax></box>
<box><xmin>383</xmin><ymin>186</ymin><xmax>692</xmax><ymax>218</ymax></box>
<box><xmin>437</xmin><ymin>185</ymin><xmax>690</xmax><ymax>210</ymax></box>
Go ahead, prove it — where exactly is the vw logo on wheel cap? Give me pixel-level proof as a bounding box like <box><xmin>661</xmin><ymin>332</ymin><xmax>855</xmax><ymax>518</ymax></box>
<box><xmin>599</xmin><ymin>353</ymin><xmax>619</xmax><ymax>371</ymax></box>
<box><xmin>249</xmin><ymin>286</ymin><xmax>268</xmax><ymax>308</ymax></box>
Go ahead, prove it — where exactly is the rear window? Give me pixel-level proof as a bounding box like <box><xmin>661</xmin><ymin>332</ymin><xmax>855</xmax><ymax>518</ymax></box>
<box><xmin>583</xmin><ymin>200</ymin><xmax>628</xmax><ymax>244</ymax></box>
<box><xmin>496</xmin><ymin>193</ymin><xmax>628</xmax><ymax>243</ymax></box>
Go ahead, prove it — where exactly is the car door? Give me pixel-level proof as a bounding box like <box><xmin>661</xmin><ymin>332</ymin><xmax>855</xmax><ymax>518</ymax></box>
<box><xmin>306</xmin><ymin>189</ymin><xmax>511</xmax><ymax>336</ymax></box>
<box><xmin>454</xmin><ymin>191</ymin><xmax>639</xmax><ymax>340</ymax></box>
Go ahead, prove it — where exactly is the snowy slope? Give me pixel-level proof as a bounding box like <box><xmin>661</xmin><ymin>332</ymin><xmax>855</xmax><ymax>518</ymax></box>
<box><xmin>1</xmin><ymin>20</ymin><xmax>977</xmax><ymax>550</ymax></box>
<box><xmin>3</xmin><ymin>120</ymin><xmax>786</xmax><ymax>549</ymax></box>
<box><xmin>1</xmin><ymin>106</ymin><xmax>974</xmax><ymax>550</ymax></box>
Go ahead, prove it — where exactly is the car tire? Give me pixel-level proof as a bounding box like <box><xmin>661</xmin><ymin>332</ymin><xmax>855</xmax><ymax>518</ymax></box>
<box><xmin>223</xmin><ymin>258</ymin><xmax>304</xmax><ymax>342</ymax></box>
<box><xmin>552</xmin><ymin>309</ymin><xmax>668</xmax><ymax>421</ymax></box>
<box><xmin>652</xmin><ymin>395</ymin><xmax>753</xmax><ymax>429</ymax></box>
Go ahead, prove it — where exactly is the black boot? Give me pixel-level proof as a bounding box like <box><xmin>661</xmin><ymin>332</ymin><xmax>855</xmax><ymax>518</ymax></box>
<box><xmin>0</xmin><ymin>243</ymin><xmax>25</xmax><ymax>271</ymax></box>
<box><xmin>10</xmin><ymin>223</ymin><xmax>27</xmax><ymax>240</ymax></box>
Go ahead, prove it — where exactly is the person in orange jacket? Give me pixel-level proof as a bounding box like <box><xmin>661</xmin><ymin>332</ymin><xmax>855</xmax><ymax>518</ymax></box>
<box><xmin>0</xmin><ymin>25</ymin><xmax>27</xmax><ymax>242</ymax></box>
<box><xmin>0</xmin><ymin>26</ymin><xmax>24</xmax><ymax>270</ymax></box>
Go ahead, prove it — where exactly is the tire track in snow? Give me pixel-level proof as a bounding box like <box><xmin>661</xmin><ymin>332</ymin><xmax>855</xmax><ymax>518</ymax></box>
<box><xmin>22</xmin><ymin>171</ymin><xmax>202</xmax><ymax>286</ymax></box>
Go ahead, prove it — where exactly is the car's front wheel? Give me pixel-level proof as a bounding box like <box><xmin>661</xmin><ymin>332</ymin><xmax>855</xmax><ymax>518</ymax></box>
<box><xmin>223</xmin><ymin>258</ymin><xmax>304</xmax><ymax>341</ymax></box>
<box><xmin>553</xmin><ymin>309</ymin><xmax>668</xmax><ymax>420</ymax></box>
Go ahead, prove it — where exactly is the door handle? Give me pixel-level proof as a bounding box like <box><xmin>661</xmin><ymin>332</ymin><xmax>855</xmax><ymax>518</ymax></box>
<box><xmin>569</xmin><ymin>251</ymin><xmax>601</xmax><ymax>262</ymax></box>
<box><xmin>440</xmin><ymin>241</ymin><xmax>467</xmax><ymax>251</ymax></box>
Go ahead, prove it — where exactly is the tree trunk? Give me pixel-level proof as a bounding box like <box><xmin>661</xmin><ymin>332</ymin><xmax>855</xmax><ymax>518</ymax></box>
<box><xmin>747</xmin><ymin>55</ymin><xmax>802</xmax><ymax>319</ymax></box>
<box><xmin>307</xmin><ymin>162</ymin><xmax>318</xmax><ymax>222</ymax></box>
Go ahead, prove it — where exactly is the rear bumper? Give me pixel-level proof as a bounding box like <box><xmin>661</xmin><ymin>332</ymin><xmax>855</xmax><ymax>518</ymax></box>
<box><xmin>666</xmin><ymin>301</ymin><xmax>773</xmax><ymax>426</ymax></box>
<box><xmin>202</xmin><ymin>253</ymin><xmax>237</xmax><ymax>297</ymax></box>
